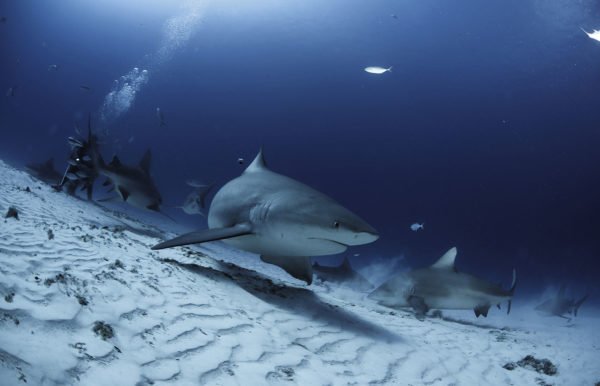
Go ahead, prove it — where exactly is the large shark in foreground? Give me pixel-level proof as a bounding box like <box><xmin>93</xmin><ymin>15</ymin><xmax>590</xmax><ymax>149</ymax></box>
<box><xmin>535</xmin><ymin>285</ymin><xmax>588</xmax><ymax>320</ymax></box>
<box><xmin>368</xmin><ymin>247</ymin><xmax>517</xmax><ymax>318</ymax></box>
<box><xmin>152</xmin><ymin>150</ymin><xmax>379</xmax><ymax>284</ymax></box>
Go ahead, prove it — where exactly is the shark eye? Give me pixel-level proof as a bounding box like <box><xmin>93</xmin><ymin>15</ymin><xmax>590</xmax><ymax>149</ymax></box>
<box><xmin>332</xmin><ymin>221</ymin><xmax>340</xmax><ymax>229</ymax></box>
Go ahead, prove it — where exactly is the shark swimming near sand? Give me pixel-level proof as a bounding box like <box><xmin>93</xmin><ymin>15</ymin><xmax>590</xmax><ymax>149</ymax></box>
<box><xmin>535</xmin><ymin>285</ymin><xmax>588</xmax><ymax>320</ymax></box>
<box><xmin>152</xmin><ymin>149</ymin><xmax>379</xmax><ymax>284</ymax></box>
<box><xmin>97</xmin><ymin>150</ymin><xmax>164</xmax><ymax>213</ymax></box>
<box><xmin>369</xmin><ymin>247</ymin><xmax>517</xmax><ymax>319</ymax></box>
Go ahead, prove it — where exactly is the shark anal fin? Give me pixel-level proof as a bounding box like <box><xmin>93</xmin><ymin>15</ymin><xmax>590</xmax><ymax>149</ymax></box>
<box><xmin>474</xmin><ymin>304</ymin><xmax>490</xmax><ymax>318</ymax></box>
<box><xmin>152</xmin><ymin>224</ymin><xmax>252</xmax><ymax>250</ymax></box>
<box><xmin>260</xmin><ymin>255</ymin><xmax>313</xmax><ymax>285</ymax></box>
<box><xmin>408</xmin><ymin>295</ymin><xmax>429</xmax><ymax>320</ymax></box>
<box><xmin>118</xmin><ymin>187</ymin><xmax>130</xmax><ymax>201</ymax></box>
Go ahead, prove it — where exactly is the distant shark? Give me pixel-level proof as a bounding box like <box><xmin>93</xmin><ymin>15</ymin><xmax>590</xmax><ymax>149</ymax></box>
<box><xmin>98</xmin><ymin>150</ymin><xmax>164</xmax><ymax>213</ymax></box>
<box><xmin>177</xmin><ymin>182</ymin><xmax>213</xmax><ymax>216</ymax></box>
<box><xmin>368</xmin><ymin>247</ymin><xmax>517</xmax><ymax>318</ymax></box>
<box><xmin>25</xmin><ymin>158</ymin><xmax>62</xmax><ymax>185</ymax></box>
<box><xmin>152</xmin><ymin>149</ymin><xmax>379</xmax><ymax>284</ymax></box>
<box><xmin>535</xmin><ymin>285</ymin><xmax>588</xmax><ymax>320</ymax></box>
<box><xmin>313</xmin><ymin>257</ymin><xmax>374</xmax><ymax>291</ymax></box>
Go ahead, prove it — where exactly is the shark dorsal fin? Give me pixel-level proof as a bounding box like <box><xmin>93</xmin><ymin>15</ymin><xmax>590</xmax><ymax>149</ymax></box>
<box><xmin>110</xmin><ymin>156</ymin><xmax>122</xmax><ymax>167</ymax></box>
<box><xmin>245</xmin><ymin>148</ymin><xmax>267</xmax><ymax>173</ymax></box>
<box><xmin>140</xmin><ymin>150</ymin><xmax>152</xmax><ymax>173</ymax></box>
<box><xmin>558</xmin><ymin>284</ymin><xmax>566</xmax><ymax>298</ymax></box>
<box><xmin>431</xmin><ymin>247</ymin><xmax>457</xmax><ymax>271</ymax></box>
<box><xmin>341</xmin><ymin>257</ymin><xmax>352</xmax><ymax>271</ymax></box>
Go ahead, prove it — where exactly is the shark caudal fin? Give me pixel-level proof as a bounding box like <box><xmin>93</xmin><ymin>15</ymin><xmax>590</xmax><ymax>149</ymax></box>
<box><xmin>151</xmin><ymin>224</ymin><xmax>252</xmax><ymax>250</ymax></box>
<box><xmin>573</xmin><ymin>293</ymin><xmax>589</xmax><ymax>317</ymax></box>
<box><xmin>507</xmin><ymin>269</ymin><xmax>517</xmax><ymax>314</ymax></box>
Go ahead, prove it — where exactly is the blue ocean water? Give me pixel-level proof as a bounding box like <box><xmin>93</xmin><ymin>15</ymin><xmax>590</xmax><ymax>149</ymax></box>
<box><xmin>1</xmin><ymin>0</ymin><xmax>599</xmax><ymax>296</ymax></box>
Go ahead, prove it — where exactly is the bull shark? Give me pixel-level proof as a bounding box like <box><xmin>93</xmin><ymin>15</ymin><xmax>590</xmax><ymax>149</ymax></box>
<box><xmin>313</xmin><ymin>257</ymin><xmax>374</xmax><ymax>291</ymax></box>
<box><xmin>98</xmin><ymin>150</ymin><xmax>163</xmax><ymax>213</ymax></box>
<box><xmin>368</xmin><ymin>247</ymin><xmax>517</xmax><ymax>319</ymax></box>
<box><xmin>152</xmin><ymin>149</ymin><xmax>379</xmax><ymax>284</ymax></box>
<box><xmin>177</xmin><ymin>181</ymin><xmax>213</xmax><ymax>216</ymax></box>
<box><xmin>26</xmin><ymin>158</ymin><xmax>62</xmax><ymax>185</ymax></box>
<box><xmin>535</xmin><ymin>285</ymin><xmax>588</xmax><ymax>320</ymax></box>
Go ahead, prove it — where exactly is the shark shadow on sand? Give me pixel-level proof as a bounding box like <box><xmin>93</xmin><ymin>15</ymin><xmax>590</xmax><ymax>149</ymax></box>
<box><xmin>163</xmin><ymin>256</ymin><xmax>403</xmax><ymax>343</ymax></box>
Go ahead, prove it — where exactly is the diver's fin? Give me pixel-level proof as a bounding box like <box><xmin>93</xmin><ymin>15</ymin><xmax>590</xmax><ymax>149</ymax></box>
<box><xmin>152</xmin><ymin>224</ymin><xmax>252</xmax><ymax>250</ymax></box>
<box><xmin>260</xmin><ymin>255</ymin><xmax>313</xmax><ymax>285</ymax></box>
<box><xmin>474</xmin><ymin>304</ymin><xmax>490</xmax><ymax>318</ymax></box>
<box><xmin>431</xmin><ymin>247</ymin><xmax>458</xmax><ymax>272</ymax></box>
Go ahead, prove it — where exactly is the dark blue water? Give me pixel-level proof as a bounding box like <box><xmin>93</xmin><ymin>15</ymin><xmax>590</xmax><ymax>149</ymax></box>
<box><xmin>1</xmin><ymin>0</ymin><xmax>599</xmax><ymax>296</ymax></box>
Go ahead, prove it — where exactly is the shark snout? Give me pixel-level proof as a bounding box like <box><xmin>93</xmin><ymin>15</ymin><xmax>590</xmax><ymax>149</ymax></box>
<box><xmin>348</xmin><ymin>230</ymin><xmax>379</xmax><ymax>245</ymax></box>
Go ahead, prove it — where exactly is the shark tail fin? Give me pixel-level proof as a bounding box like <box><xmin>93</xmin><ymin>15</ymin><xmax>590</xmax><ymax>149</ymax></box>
<box><xmin>387</xmin><ymin>66</ymin><xmax>393</xmax><ymax>72</ymax></box>
<box><xmin>507</xmin><ymin>269</ymin><xmax>517</xmax><ymax>314</ymax></box>
<box><xmin>573</xmin><ymin>293</ymin><xmax>589</xmax><ymax>317</ymax></box>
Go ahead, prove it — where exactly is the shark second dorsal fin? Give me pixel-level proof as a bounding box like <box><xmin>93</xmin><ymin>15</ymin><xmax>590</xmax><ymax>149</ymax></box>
<box><xmin>431</xmin><ymin>247</ymin><xmax>457</xmax><ymax>271</ymax></box>
<box><xmin>245</xmin><ymin>148</ymin><xmax>267</xmax><ymax>173</ymax></box>
<box><xmin>110</xmin><ymin>156</ymin><xmax>122</xmax><ymax>167</ymax></box>
<box><xmin>140</xmin><ymin>150</ymin><xmax>152</xmax><ymax>173</ymax></box>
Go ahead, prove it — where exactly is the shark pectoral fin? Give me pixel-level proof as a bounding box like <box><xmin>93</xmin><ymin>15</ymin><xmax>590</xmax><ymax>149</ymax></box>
<box><xmin>474</xmin><ymin>304</ymin><xmax>490</xmax><ymax>318</ymax></box>
<box><xmin>118</xmin><ymin>187</ymin><xmax>130</xmax><ymax>201</ymax></box>
<box><xmin>151</xmin><ymin>224</ymin><xmax>252</xmax><ymax>250</ymax></box>
<box><xmin>260</xmin><ymin>255</ymin><xmax>313</xmax><ymax>285</ymax></box>
<box><xmin>407</xmin><ymin>295</ymin><xmax>429</xmax><ymax>319</ymax></box>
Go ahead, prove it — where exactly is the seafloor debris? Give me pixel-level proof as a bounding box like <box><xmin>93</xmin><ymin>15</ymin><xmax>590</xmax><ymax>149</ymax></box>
<box><xmin>47</xmin><ymin>229</ymin><xmax>54</xmax><ymax>240</ymax></box>
<box><xmin>93</xmin><ymin>321</ymin><xmax>114</xmax><ymax>340</ymax></box>
<box><xmin>5</xmin><ymin>206</ymin><xmax>19</xmax><ymax>220</ymax></box>
<box><xmin>503</xmin><ymin>355</ymin><xmax>557</xmax><ymax>376</ymax></box>
<box><xmin>4</xmin><ymin>292</ymin><xmax>15</xmax><ymax>303</ymax></box>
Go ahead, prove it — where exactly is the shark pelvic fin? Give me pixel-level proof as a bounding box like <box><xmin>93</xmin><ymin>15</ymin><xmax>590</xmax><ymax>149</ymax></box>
<box><xmin>260</xmin><ymin>255</ymin><xmax>313</xmax><ymax>284</ymax></box>
<box><xmin>151</xmin><ymin>224</ymin><xmax>252</xmax><ymax>250</ymax></box>
<box><xmin>474</xmin><ymin>304</ymin><xmax>490</xmax><ymax>318</ymax></box>
<box><xmin>431</xmin><ymin>247</ymin><xmax>457</xmax><ymax>272</ymax></box>
<box><xmin>118</xmin><ymin>186</ymin><xmax>130</xmax><ymax>201</ymax></box>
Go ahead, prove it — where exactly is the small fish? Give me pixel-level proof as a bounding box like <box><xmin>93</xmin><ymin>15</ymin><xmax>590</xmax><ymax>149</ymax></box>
<box><xmin>6</xmin><ymin>86</ymin><xmax>16</xmax><ymax>97</ymax></box>
<box><xmin>79</xmin><ymin>85</ymin><xmax>91</xmax><ymax>92</ymax></box>
<box><xmin>582</xmin><ymin>27</ymin><xmax>600</xmax><ymax>42</ymax></box>
<box><xmin>410</xmin><ymin>223</ymin><xmax>424</xmax><ymax>232</ymax></box>
<box><xmin>156</xmin><ymin>107</ymin><xmax>167</xmax><ymax>127</ymax></box>
<box><xmin>364</xmin><ymin>66</ymin><xmax>392</xmax><ymax>74</ymax></box>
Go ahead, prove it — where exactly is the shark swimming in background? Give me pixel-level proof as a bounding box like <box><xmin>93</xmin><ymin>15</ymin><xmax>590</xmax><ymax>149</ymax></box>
<box><xmin>313</xmin><ymin>257</ymin><xmax>374</xmax><ymax>291</ymax></box>
<box><xmin>178</xmin><ymin>181</ymin><xmax>213</xmax><ymax>216</ymax></box>
<box><xmin>535</xmin><ymin>285</ymin><xmax>588</xmax><ymax>320</ymax></box>
<box><xmin>25</xmin><ymin>158</ymin><xmax>62</xmax><ymax>185</ymax></box>
<box><xmin>97</xmin><ymin>150</ymin><xmax>164</xmax><ymax>213</ymax></box>
<box><xmin>152</xmin><ymin>149</ymin><xmax>379</xmax><ymax>284</ymax></box>
<box><xmin>369</xmin><ymin>247</ymin><xmax>517</xmax><ymax>319</ymax></box>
